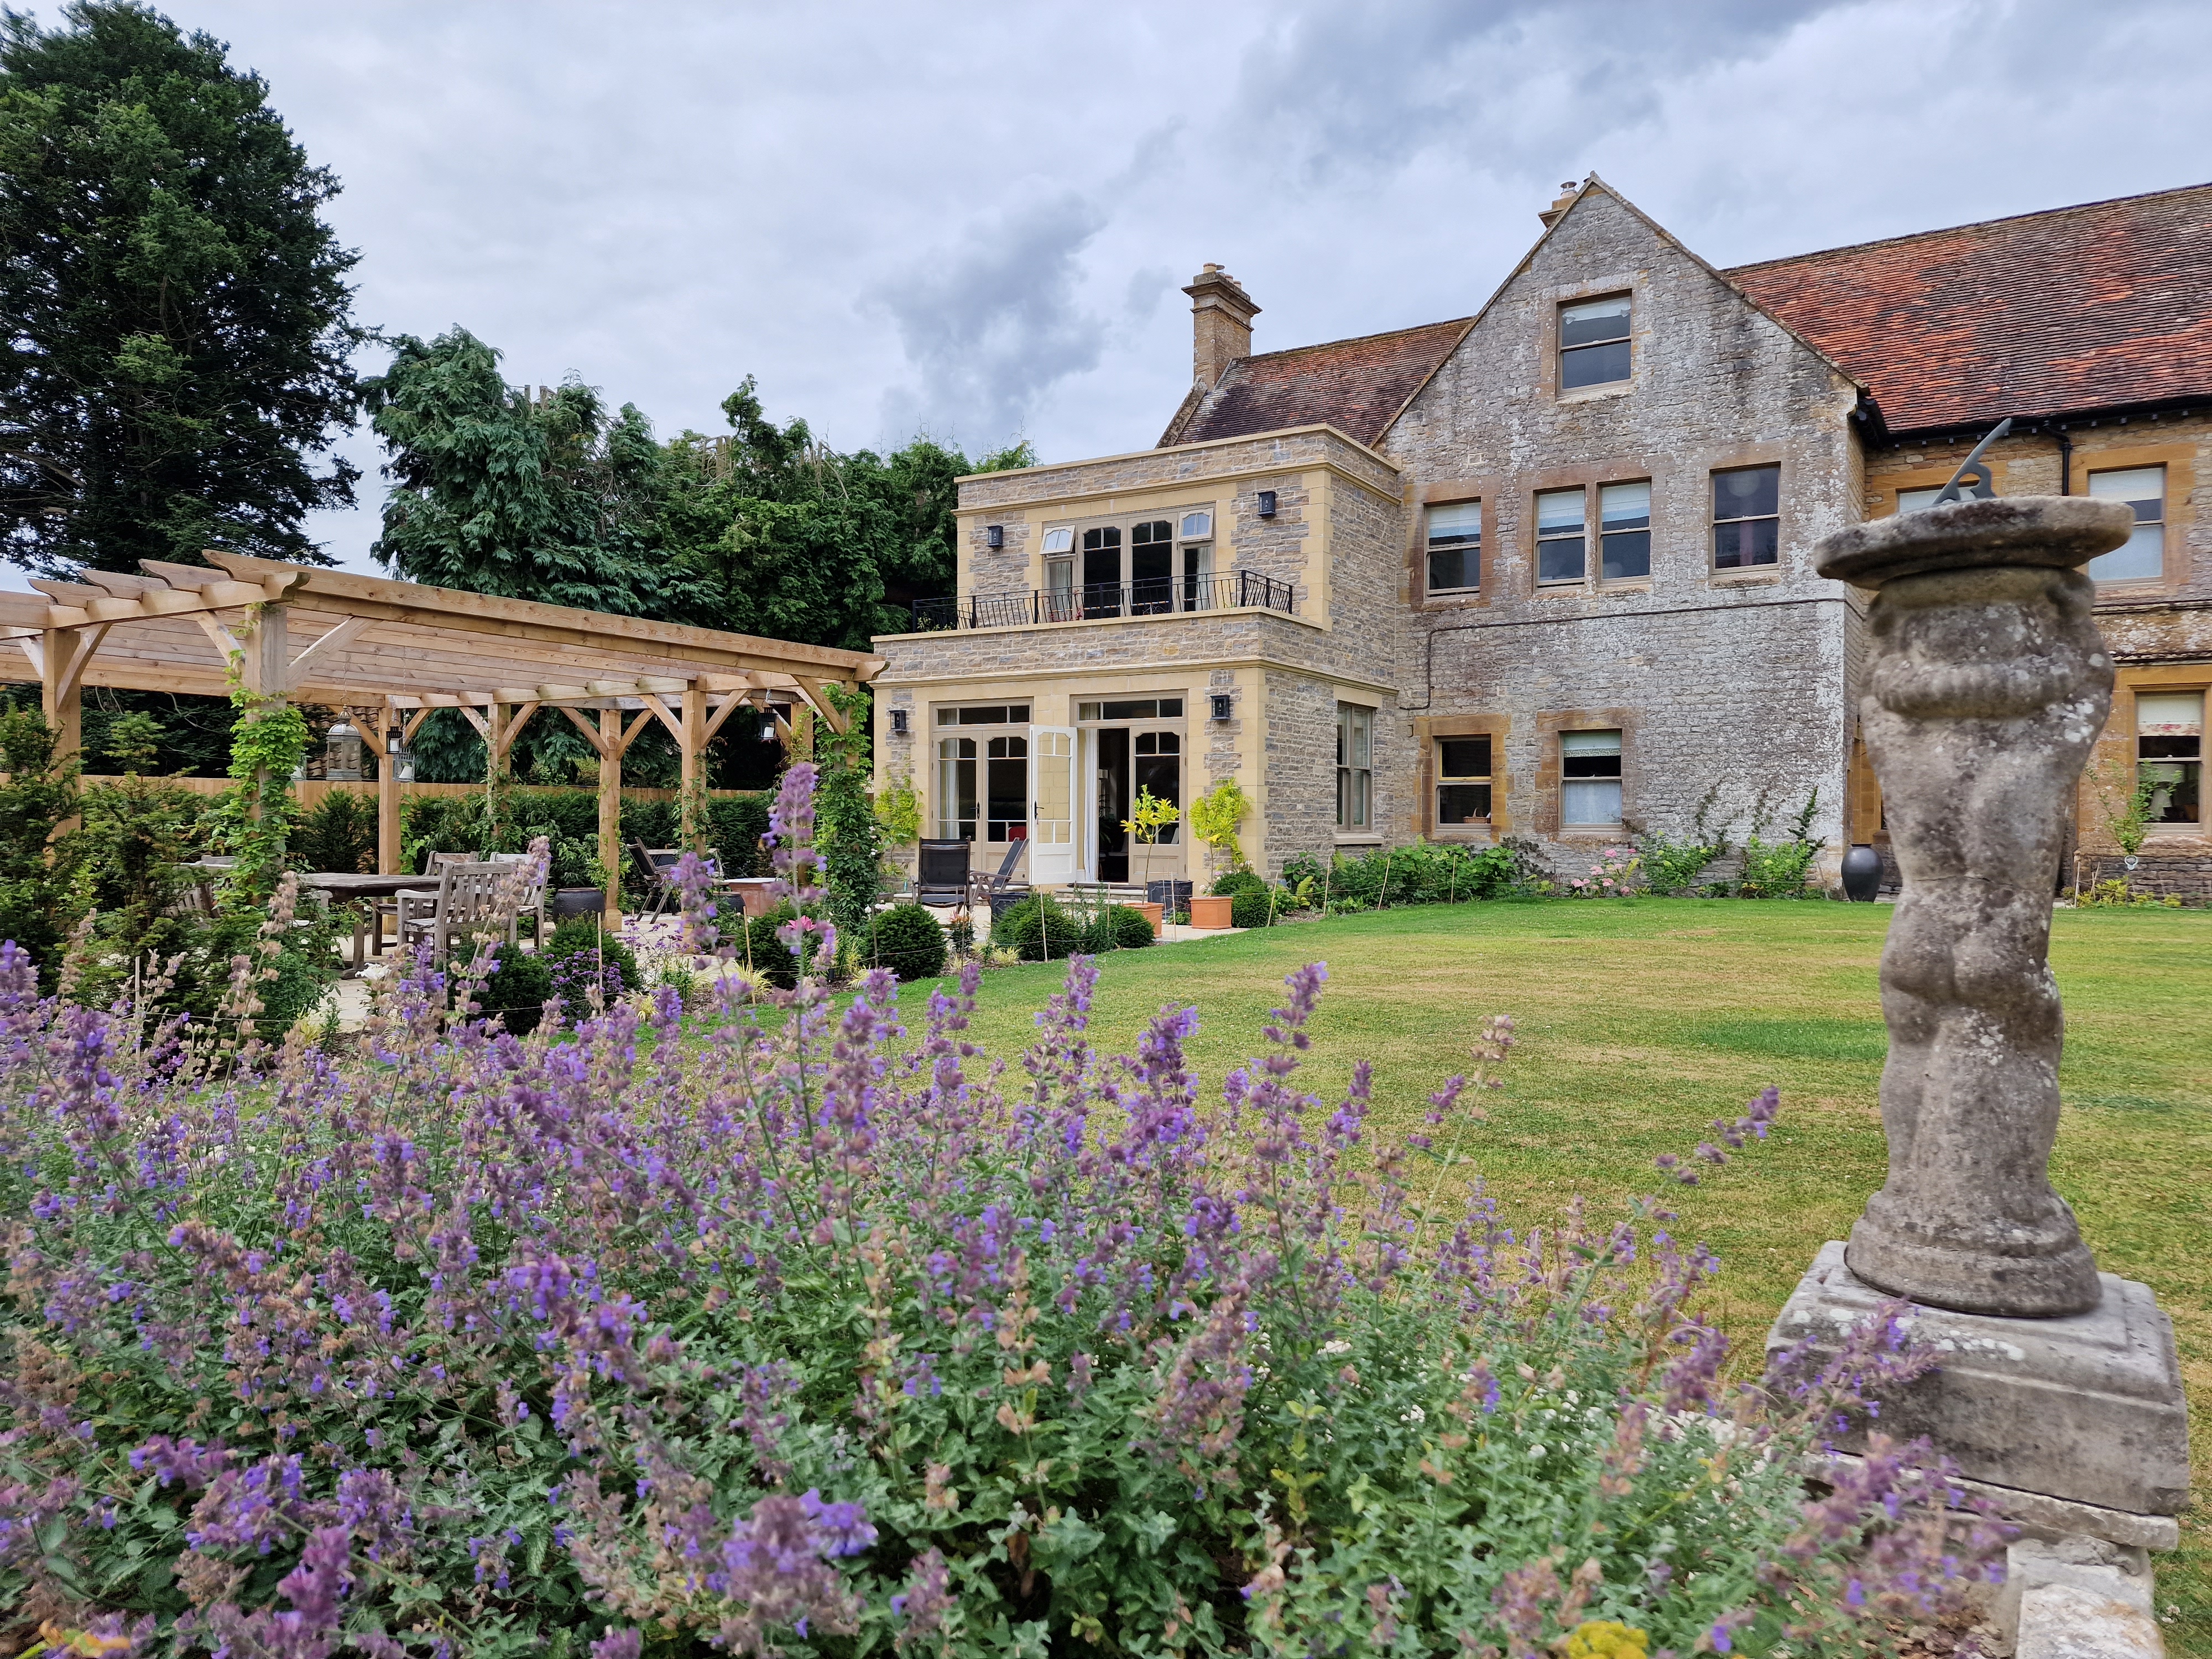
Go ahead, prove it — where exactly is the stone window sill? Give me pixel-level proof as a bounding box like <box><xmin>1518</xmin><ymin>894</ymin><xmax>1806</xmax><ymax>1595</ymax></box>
<box><xmin>1334</xmin><ymin>834</ymin><xmax>1383</xmax><ymax>847</ymax></box>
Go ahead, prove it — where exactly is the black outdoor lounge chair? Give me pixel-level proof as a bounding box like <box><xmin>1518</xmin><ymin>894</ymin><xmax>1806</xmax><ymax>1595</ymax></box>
<box><xmin>973</xmin><ymin>838</ymin><xmax>1031</xmax><ymax>920</ymax></box>
<box><xmin>915</xmin><ymin>839</ymin><xmax>972</xmax><ymax>910</ymax></box>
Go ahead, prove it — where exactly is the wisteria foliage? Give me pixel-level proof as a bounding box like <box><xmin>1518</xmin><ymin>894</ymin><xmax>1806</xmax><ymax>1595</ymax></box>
<box><xmin>0</xmin><ymin>765</ymin><xmax>2004</xmax><ymax>1659</ymax></box>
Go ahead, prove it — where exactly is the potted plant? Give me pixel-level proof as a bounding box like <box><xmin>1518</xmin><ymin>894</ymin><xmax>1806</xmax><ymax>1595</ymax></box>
<box><xmin>1187</xmin><ymin>778</ymin><xmax>1250</xmax><ymax>930</ymax></box>
<box><xmin>1122</xmin><ymin>786</ymin><xmax>1180</xmax><ymax>936</ymax></box>
<box><xmin>551</xmin><ymin>844</ymin><xmax>614</xmax><ymax>921</ymax></box>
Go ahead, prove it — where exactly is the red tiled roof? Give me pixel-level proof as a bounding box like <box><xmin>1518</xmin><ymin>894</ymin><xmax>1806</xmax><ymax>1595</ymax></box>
<box><xmin>1725</xmin><ymin>182</ymin><xmax>2212</xmax><ymax>434</ymax></box>
<box><xmin>1158</xmin><ymin>317</ymin><xmax>1472</xmax><ymax>448</ymax></box>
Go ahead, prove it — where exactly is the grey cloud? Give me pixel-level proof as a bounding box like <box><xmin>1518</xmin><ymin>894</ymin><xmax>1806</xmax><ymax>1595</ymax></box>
<box><xmin>868</xmin><ymin>192</ymin><xmax>1113</xmax><ymax>455</ymax></box>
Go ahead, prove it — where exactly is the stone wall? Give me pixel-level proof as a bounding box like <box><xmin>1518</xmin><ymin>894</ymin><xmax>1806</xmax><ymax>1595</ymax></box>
<box><xmin>2078</xmin><ymin>851</ymin><xmax>2212</xmax><ymax>902</ymax></box>
<box><xmin>1379</xmin><ymin>183</ymin><xmax>1863</xmax><ymax>869</ymax></box>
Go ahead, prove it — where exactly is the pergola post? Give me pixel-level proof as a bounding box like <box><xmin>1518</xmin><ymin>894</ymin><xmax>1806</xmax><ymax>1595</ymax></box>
<box><xmin>353</xmin><ymin>701</ymin><xmax>402</xmax><ymax>875</ymax></box>
<box><xmin>236</xmin><ymin>604</ymin><xmax>290</xmax><ymax>812</ymax></box>
<box><xmin>38</xmin><ymin>625</ymin><xmax>99</xmax><ymax>765</ymax></box>
<box><xmin>680</xmin><ymin>677</ymin><xmax>707</xmax><ymax>849</ymax></box>
<box><xmin>598</xmin><ymin>706</ymin><xmax>622</xmax><ymax>921</ymax></box>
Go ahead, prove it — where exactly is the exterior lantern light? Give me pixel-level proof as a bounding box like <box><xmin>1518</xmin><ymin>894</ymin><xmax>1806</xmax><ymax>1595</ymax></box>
<box><xmin>1256</xmin><ymin>490</ymin><xmax>1277</xmax><ymax>519</ymax></box>
<box><xmin>985</xmin><ymin>524</ymin><xmax>1005</xmax><ymax>549</ymax></box>
<box><xmin>1211</xmin><ymin>693</ymin><xmax>1233</xmax><ymax>721</ymax></box>
<box><xmin>890</xmin><ymin>707</ymin><xmax>910</xmax><ymax>736</ymax></box>
<box><xmin>324</xmin><ymin>719</ymin><xmax>363</xmax><ymax>781</ymax></box>
<box><xmin>393</xmin><ymin>743</ymin><xmax>416</xmax><ymax>783</ymax></box>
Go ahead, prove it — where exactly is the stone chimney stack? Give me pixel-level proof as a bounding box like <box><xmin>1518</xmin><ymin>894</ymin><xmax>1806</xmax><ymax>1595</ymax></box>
<box><xmin>1537</xmin><ymin>180</ymin><xmax>1581</xmax><ymax>229</ymax></box>
<box><xmin>1183</xmin><ymin>264</ymin><xmax>1259</xmax><ymax>391</ymax></box>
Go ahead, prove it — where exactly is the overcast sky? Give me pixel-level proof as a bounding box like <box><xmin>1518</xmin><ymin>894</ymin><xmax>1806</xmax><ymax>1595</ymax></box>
<box><xmin>15</xmin><ymin>0</ymin><xmax>2212</xmax><ymax>585</ymax></box>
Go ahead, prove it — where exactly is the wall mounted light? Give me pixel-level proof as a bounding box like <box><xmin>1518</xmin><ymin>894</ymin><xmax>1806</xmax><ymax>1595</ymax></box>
<box><xmin>1256</xmin><ymin>490</ymin><xmax>1277</xmax><ymax>519</ymax></box>
<box><xmin>985</xmin><ymin>524</ymin><xmax>1004</xmax><ymax>549</ymax></box>
<box><xmin>1210</xmin><ymin>693</ymin><xmax>1233</xmax><ymax>722</ymax></box>
<box><xmin>890</xmin><ymin>707</ymin><xmax>909</xmax><ymax>736</ymax></box>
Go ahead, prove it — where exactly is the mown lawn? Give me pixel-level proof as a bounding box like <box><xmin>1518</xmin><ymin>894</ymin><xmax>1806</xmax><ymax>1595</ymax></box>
<box><xmin>880</xmin><ymin>897</ymin><xmax>2212</xmax><ymax>1652</ymax></box>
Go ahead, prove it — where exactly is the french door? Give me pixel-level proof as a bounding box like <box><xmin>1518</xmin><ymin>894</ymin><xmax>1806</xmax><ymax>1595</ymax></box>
<box><xmin>1027</xmin><ymin>727</ymin><xmax>1078</xmax><ymax>885</ymax></box>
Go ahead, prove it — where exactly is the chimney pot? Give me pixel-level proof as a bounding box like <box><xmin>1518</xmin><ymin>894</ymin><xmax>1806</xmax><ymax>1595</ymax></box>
<box><xmin>1183</xmin><ymin>264</ymin><xmax>1260</xmax><ymax>393</ymax></box>
<box><xmin>1538</xmin><ymin>180</ymin><xmax>1582</xmax><ymax>230</ymax></box>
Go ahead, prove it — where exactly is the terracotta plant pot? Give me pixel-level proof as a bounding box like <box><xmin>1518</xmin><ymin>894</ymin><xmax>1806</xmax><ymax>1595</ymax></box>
<box><xmin>1188</xmin><ymin>895</ymin><xmax>1234</xmax><ymax>930</ymax></box>
<box><xmin>1136</xmin><ymin>902</ymin><xmax>1164</xmax><ymax>937</ymax></box>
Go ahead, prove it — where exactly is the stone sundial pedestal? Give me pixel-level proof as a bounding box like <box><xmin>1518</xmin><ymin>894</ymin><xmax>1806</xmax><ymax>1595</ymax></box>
<box><xmin>1764</xmin><ymin>496</ymin><xmax>2190</xmax><ymax>1550</ymax></box>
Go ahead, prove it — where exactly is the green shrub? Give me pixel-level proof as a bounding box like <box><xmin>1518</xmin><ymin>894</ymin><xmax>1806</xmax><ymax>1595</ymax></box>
<box><xmin>1283</xmin><ymin>842</ymin><xmax>1532</xmax><ymax>911</ymax></box>
<box><xmin>860</xmin><ymin>902</ymin><xmax>947</xmax><ymax>980</ymax></box>
<box><xmin>462</xmin><ymin>947</ymin><xmax>553</xmax><ymax>1035</ymax></box>
<box><xmin>1211</xmin><ymin>868</ymin><xmax>1267</xmax><ymax>899</ymax></box>
<box><xmin>1083</xmin><ymin>903</ymin><xmax>1155</xmax><ymax>951</ymax></box>
<box><xmin>295</xmin><ymin>788</ymin><xmax>377</xmax><ymax>874</ymax></box>
<box><xmin>993</xmin><ymin>893</ymin><xmax>1082</xmax><ymax>960</ymax></box>
<box><xmin>739</xmin><ymin>902</ymin><xmax>828</xmax><ymax>988</ymax></box>
<box><xmin>1230</xmin><ymin>887</ymin><xmax>1280</xmax><ymax>929</ymax></box>
<box><xmin>540</xmin><ymin>915</ymin><xmax>641</xmax><ymax>1015</ymax></box>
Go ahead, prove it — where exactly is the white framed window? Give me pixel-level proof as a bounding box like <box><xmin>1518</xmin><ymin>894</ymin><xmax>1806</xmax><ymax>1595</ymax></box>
<box><xmin>1560</xmin><ymin>295</ymin><xmax>1631</xmax><ymax>389</ymax></box>
<box><xmin>1713</xmin><ymin>465</ymin><xmax>1780</xmax><ymax>568</ymax></box>
<box><xmin>1536</xmin><ymin>488</ymin><xmax>1586</xmax><ymax>585</ymax></box>
<box><xmin>935</xmin><ymin>703</ymin><xmax>1029</xmax><ymax>726</ymax></box>
<box><xmin>1045</xmin><ymin>556</ymin><xmax>1076</xmax><ymax>620</ymax></box>
<box><xmin>1436</xmin><ymin>735</ymin><xmax>1491</xmax><ymax>826</ymax></box>
<box><xmin>1599</xmin><ymin>481</ymin><xmax>1651</xmax><ymax>582</ymax></box>
<box><xmin>1426</xmin><ymin>500</ymin><xmax>1481</xmax><ymax>593</ymax></box>
<box><xmin>2089</xmin><ymin>467</ymin><xmax>2166</xmax><ymax>583</ymax></box>
<box><xmin>1041</xmin><ymin>526</ymin><xmax>1074</xmax><ymax>555</ymax></box>
<box><xmin>936</xmin><ymin>737</ymin><xmax>976</xmax><ymax>840</ymax></box>
<box><xmin>1336</xmin><ymin>704</ymin><xmax>1373</xmax><ymax>830</ymax></box>
<box><xmin>1560</xmin><ymin>729</ymin><xmax>1623</xmax><ymax>827</ymax></box>
<box><xmin>1179</xmin><ymin>510</ymin><xmax>1213</xmax><ymax>539</ymax></box>
<box><xmin>2137</xmin><ymin>690</ymin><xmax>2202</xmax><ymax>830</ymax></box>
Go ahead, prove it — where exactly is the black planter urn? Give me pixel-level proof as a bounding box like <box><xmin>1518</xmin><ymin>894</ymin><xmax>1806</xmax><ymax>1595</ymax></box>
<box><xmin>551</xmin><ymin>887</ymin><xmax>609</xmax><ymax>921</ymax></box>
<box><xmin>1840</xmin><ymin>844</ymin><xmax>1882</xmax><ymax>902</ymax></box>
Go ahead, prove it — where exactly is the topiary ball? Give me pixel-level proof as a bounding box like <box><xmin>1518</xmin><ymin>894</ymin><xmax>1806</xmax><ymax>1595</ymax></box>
<box><xmin>996</xmin><ymin>895</ymin><xmax>1083</xmax><ymax>961</ymax></box>
<box><xmin>863</xmin><ymin>902</ymin><xmax>947</xmax><ymax>981</ymax></box>
<box><xmin>462</xmin><ymin>948</ymin><xmax>553</xmax><ymax>1036</ymax></box>
<box><xmin>1099</xmin><ymin>904</ymin><xmax>1155</xmax><ymax>949</ymax></box>
<box><xmin>739</xmin><ymin>904</ymin><xmax>827</xmax><ymax>989</ymax></box>
<box><xmin>1230</xmin><ymin>888</ymin><xmax>1278</xmax><ymax>929</ymax></box>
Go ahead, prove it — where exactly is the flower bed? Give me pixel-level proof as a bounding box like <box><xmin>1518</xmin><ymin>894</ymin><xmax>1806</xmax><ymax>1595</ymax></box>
<box><xmin>0</xmin><ymin>768</ymin><xmax>2004</xmax><ymax>1658</ymax></box>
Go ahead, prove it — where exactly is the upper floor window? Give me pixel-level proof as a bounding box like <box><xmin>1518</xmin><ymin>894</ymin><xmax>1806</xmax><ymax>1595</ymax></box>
<box><xmin>936</xmin><ymin>703</ymin><xmax>1030</xmax><ymax>726</ymax></box>
<box><xmin>1713</xmin><ymin>465</ymin><xmax>1781</xmax><ymax>570</ymax></box>
<box><xmin>1427</xmin><ymin>501</ymin><xmax>1481</xmax><ymax>593</ymax></box>
<box><xmin>1536</xmin><ymin>488</ymin><xmax>1587</xmax><ymax>585</ymax></box>
<box><xmin>1130</xmin><ymin>518</ymin><xmax>1175</xmax><ymax>614</ymax></box>
<box><xmin>1560</xmin><ymin>295</ymin><xmax>1631</xmax><ymax>389</ymax></box>
<box><xmin>2088</xmin><ymin>467</ymin><xmax>2166</xmax><ymax>583</ymax></box>
<box><xmin>1560</xmin><ymin>729</ymin><xmax>1624</xmax><ymax>828</ymax></box>
<box><xmin>1436</xmin><ymin>735</ymin><xmax>1492</xmax><ymax>826</ymax></box>
<box><xmin>1336</xmin><ymin>704</ymin><xmax>1373</xmax><ymax>830</ymax></box>
<box><xmin>1599</xmin><ymin>481</ymin><xmax>1651</xmax><ymax>581</ymax></box>
<box><xmin>2137</xmin><ymin>690</ymin><xmax>2202</xmax><ymax>830</ymax></box>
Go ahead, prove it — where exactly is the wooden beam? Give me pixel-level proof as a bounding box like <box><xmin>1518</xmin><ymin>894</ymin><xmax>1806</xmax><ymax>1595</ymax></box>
<box><xmin>680</xmin><ymin>680</ymin><xmax>707</xmax><ymax>848</ymax></box>
<box><xmin>559</xmin><ymin>704</ymin><xmax>613</xmax><ymax>759</ymax></box>
<box><xmin>200</xmin><ymin>551</ymin><xmax>876</xmax><ymax>679</ymax></box>
<box><xmin>599</xmin><ymin>706</ymin><xmax>623</xmax><ymax>922</ymax></box>
<box><xmin>702</xmin><ymin>693</ymin><xmax>747</xmax><ymax>745</ymax></box>
<box><xmin>286</xmin><ymin>615</ymin><xmax>374</xmax><ymax>680</ymax></box>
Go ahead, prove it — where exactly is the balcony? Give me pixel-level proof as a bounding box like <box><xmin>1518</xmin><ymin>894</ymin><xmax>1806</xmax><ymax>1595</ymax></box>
<box><xmin>910</xmin><ymin>570</ymin><xmax>1297</xmax><ymax>633</ymax></box>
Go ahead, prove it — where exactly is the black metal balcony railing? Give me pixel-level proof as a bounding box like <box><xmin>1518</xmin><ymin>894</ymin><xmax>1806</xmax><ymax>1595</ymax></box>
<box><xmin>910</xmin><ymin>570</ymin><xmax>1297</xmax><ymax>633</ymax></box>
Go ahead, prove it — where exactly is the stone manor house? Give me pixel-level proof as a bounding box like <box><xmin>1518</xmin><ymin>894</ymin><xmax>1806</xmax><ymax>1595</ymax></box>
<box><xmin>870</xmin><ymin>178</ymin><xmax>2212</xmax><ymax>896</ymax></box>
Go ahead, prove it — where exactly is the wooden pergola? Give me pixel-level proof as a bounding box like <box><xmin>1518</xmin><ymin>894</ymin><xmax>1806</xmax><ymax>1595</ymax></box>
<box><xmin>0</xmin><ymin>551</ymin><xmax>881</xmax><ymax>912</ymax></box>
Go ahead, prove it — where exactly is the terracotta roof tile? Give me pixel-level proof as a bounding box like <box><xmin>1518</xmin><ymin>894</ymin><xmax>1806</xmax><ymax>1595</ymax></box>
<box><xmin>1725</xmin><ymin>182</ymin><xmax>2212</xmax><ymax>434</ymax></box>
<box><xmin>1159</xmin><ymin>317</ymin><xmax>1472</xmax><ymax>448</ymax></box>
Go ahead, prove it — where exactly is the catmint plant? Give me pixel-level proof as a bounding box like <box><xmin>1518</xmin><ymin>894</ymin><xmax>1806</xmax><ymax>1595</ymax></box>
<box><xmin>0</xmin><ymin>768</ymin><xmax>2001</xmax><ymax>1659</ymax></box>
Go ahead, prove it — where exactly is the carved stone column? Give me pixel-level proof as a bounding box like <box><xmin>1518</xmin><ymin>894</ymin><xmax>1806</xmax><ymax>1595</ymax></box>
<box><xmin>1766</xmin><ymin>495</ymin><xmax>2190</xmax><ymax>1543</ymax></box>
<box><xmin>1821</xmin><ymin>497</ymin><xmax>2126</xmax><ymax>1317</ymax></box>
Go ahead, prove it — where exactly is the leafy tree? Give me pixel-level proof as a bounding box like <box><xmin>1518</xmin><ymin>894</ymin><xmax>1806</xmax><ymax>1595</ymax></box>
<box><xmin>365</xmin><ymin>327</ymin><xmax>665</xmax><ymax>613</ymax></box>
<box><xmin>0</xmin><ymin>703</ymin><xmax>84</xmax><ymax>988</ymax></box>
<box><xmin>0</xmin><ymin>1</ymin><xmax>361</xmax><ymax>575</ymax></box>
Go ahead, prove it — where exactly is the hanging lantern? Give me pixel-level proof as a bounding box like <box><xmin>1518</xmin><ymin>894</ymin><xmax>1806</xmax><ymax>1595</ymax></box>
<box><xmin>325</xmin><ymin>719</ymin><xmax>364</xmax><ymax>781</ymax></box>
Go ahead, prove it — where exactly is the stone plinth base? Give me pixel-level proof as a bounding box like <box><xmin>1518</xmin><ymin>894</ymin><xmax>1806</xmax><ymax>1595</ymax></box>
<box><xmin>1766</xmin><ymin>1243</ymin><xmax>2189</xmax><ymax>1529</ymax></box>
